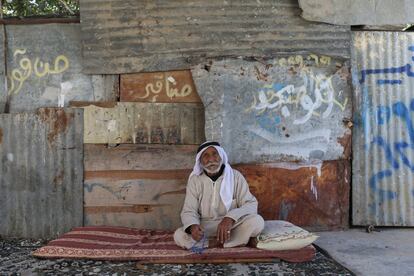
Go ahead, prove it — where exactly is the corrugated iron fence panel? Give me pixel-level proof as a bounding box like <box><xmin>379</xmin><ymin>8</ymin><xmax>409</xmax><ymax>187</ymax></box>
<box><xmin>0</xmin><ymin>26</ymin><xmax>5</xmax><ymax>112</ymax></box>
<box><xmin>80</xmin><ymin>0</ymin><xmax>350</xmax><ymax>74</ymax></box>
<box><xmin>192</xmin><ymin>57</ymin><xmax>352</xmax><ymax>163</ymax></box>
<box><xmin>5</xmin><ymin>24</ymin><xmax>119</xmax><ymax>113</ymax></box>
<box><xmin>0</xmin><ymin>108</ymin><xmax>83</xmax><ymax>238</ymax></box>
<box><xmin>352</xmin><ymin>31</ymin><xmax>414</xmax><ymax>226</ymax></box>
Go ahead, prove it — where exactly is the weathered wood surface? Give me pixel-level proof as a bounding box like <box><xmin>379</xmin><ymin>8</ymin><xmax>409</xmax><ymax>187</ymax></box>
<box><xmin>84</xmin><ymin>144</ymin><xmax>198</xmax><ymax>171</ymax></box>
<box><xmin>84</xmin><ymin>144</ymin><xmax>197</xmax><ymax>230</ymax></box>
<box><xmin>120</xmin><ymin>71</ymin><xmax>201</xmax><ymax>103</ymax></box>
<box><xmin>84</xmin><ymin>178</ymin><xmax>187</xmax><ymax>230</ymax></box>
<box><xmin>72</xmin><ymin>102</ymin><xmax>205</xmax><ymax>144</ymax></box>
<box><xmin>85</xmin><ymin>144</ymin><xmax>349</xmax><ymax>231</ymax></box>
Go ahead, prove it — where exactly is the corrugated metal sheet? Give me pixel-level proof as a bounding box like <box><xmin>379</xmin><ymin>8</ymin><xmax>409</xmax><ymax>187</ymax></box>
<box><xmin>0</xmin><ymin>26</ymin><xmax>5</xmax><ymax>112</ymax></box>
<box><xmin>235</xmin><ymin>160</ymin><xmax>350</xmax><ymax>231</ymax></box>
<box><xmin>352</xmin><ymin>31</ymin><xmax>414</xmax><ymax>226</ymax></box>
<box><xmin>5</xmin><ymin>24</ymin><xmax>119</xmax><ymax>112</ymax></box>
<box><xmin>80</xmin><ymin>0</ymin><xmax>350</xmax><ymax>74</ymax></box>
<box><xmin>120</xmin><ymin>70</ymin><xmax>201</xmax><ymax>103</ymax></box>
<box><xmin>192</xmin><ymin>57</ymin><xmax>352</xmax><ymax>163</ymax></box>
<box><xmin>0</xmin><ymin>108</ymin><xmax>83</xmax><ymax>238</ymax></box>
<box><xmin>74</xmin><ymin>102</ymin><xmax>205</xmax><ymax>144</ymax></box>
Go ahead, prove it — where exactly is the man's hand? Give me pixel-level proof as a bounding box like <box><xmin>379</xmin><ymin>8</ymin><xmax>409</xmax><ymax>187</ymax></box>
<box><xmin>217</xmin><ymin>217</ymin><xmax>235</xmax><ymax>244</ymax></box>
<box><xmin>190</xmin><ymin>224</ymin><xmax>204</xmax><ymax>241</ymax></box>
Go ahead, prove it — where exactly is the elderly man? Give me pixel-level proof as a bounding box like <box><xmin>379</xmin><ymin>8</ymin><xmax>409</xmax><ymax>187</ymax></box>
<box><xmin>174</xmin><ymin>141</ymin><xmax>264</xmax><ymax>249</ymax></box>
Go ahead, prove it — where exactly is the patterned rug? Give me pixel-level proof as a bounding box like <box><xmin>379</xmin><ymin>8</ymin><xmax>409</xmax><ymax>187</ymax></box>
<box><xmin>32</xmin><ymin>226</ymin><xmax>315</xmax><ymax>263</ymax></box>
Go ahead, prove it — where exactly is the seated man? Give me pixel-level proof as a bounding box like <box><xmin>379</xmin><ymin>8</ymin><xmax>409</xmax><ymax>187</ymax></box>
<box><xmin>174</xmin><ymin>141</ymin><xmax>264</xmax><ymax>249</ymax></box>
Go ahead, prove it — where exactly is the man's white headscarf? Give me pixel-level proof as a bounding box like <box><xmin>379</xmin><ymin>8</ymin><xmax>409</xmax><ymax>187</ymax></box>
<box><xmin>191</xmin><ymin>141</ymin><xmax>234</xmax><ymax>211</ymax></box>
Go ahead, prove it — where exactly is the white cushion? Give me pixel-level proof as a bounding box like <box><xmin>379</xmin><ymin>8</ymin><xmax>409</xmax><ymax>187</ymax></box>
<box><xmin>256</xmin><ymin>220</ymin><xmax>318</xmax><ymax>251</ymax></box>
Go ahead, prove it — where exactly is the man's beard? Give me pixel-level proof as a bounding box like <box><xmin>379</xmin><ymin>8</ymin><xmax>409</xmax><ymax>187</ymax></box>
<box><xmin>202</xmin><ymin>161</ymin><xmax>223</xmax><ymax>174</ymax></box>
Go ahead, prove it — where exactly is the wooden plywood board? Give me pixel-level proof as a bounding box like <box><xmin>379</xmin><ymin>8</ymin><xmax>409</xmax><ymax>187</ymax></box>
<box><xmin>84</xmin><ymin>144</ymin><xmax>198</xmax><ymax>171</ymax></box>
<box><xmin>84</xmin><ymin>177</ymin><xmax>186</xmax><ymax>230</ymax></box>
<box><xmin>76</xmin><ymin>102</ymin><xmax>205</xmax><ymax>144</ymax></box>
<box><xmin>120</xmin><ymin>70</ymin><xmax>201</xmax><ymax>103</ymax></box>
<box><xmin>84</xmin><ymin>144</ymin><xmax>196</xmax><ymax>230</ymax></box>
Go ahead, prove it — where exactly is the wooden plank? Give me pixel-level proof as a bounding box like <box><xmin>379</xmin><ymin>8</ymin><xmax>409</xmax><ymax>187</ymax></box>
<box><xmin>84</xmin><ymin>169</ymin><xmax>191</xmax><ymax>180</ymax></box>
<box><xmin>84</xmin><ymin>178</ymin><xmax>186</xmax><ymax>230</ymax></box>
<box><xmin>84</xmin><ymin>144</ymin><xmax>198</xmax><ymax>171</ymax></box>
<box><xmin>77</xmin><ymin>102</ymin><xmax>204</xmax><ymax>144</ymax></box>
<box><xmin>120</xmin><ymin>71</ymin><xmax>202</xmax><ymax>103</ymax></box>
<box><xmin>234</xmin><ymin>160</ymin><xmax>350</xmax><ymax>231</ymax></box>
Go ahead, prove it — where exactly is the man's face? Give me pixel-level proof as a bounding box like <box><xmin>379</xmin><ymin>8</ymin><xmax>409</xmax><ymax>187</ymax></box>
<box><xmin>201</xmin><ymin>147</ymin><xmax>222</xmax><ymax>174</ymax></box>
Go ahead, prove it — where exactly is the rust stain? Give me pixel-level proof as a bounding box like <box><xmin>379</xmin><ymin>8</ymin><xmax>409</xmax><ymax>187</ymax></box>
<box><xmin>84</xmin><ymin>169</ymin><xmax>192</xmax><ymax>180</ymax></box>
<box><xmin>69</xmin><ymin>101</ymin><xmax>117</xmax><ymax>108</ymax></box>
<box><xmin>53</xmin><ymin>171</ymin><xmax>64</xmax><ymax>186</ymax></box>
<box><xmin>36</xmin><ymin>108</ymin><xmax>73</xmax><ymax>144</ymax></box>
<box><xmin>337</xmin><ymin>131</ymin><xmax>352</xmax><ymax>160</ymax></box>
<box><xmin>254</xmin><ymin>65</ymin><xmax>269</xmax><ymax>81</ymax></box>
<box><xmin>85</xmin><ymin>204</ymin><xmax>169</xmax><ymax>214</ymax></box>
<box><xmin>0</xmin><ymin>128</ymin><xmax>2</xmax><ymax>144</ymax></box>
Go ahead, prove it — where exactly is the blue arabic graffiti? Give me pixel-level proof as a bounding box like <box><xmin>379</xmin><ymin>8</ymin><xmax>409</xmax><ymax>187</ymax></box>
<box><xmin>367</xmin><ymin>98</ymin><xmax>414</xmax><ymax>212</ymax></box>
<box><xmin>359</xmin><ymin>46</ymin><xmax>414</xmax><ymax>85</ymax></box>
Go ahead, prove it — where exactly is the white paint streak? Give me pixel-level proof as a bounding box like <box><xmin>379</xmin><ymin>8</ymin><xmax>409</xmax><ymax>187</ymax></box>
<box><xmin>281</xmin><ymin>106</ymin><xmax>290</xmax><ymax>117</ymax></box>
<box><xmin>7</xmin><ymin>153</ymin><xmax>14</xmax><ymax>162</ymax></box>
<box><xmin>261</xmin><ymin>160</ymin><xmax>323</xmax><ymax>177</ymax></box>
<box><xmin>108</xmin><ymin>120</ymin><xmax>117</xmax><ymax>132</ymax></box>
<box><xmin>58</xmin><ymin>94</ymin><xmax>65</xmax><ymax>107</ymax></box>
<box><xmin>255</xmin><ymin>144</ymin><xmax>327</xmax><ymax>160</ymax></box>
<box><xmin>310</xmin><ymin>176</ymin><xmax>318</xmax><ymax>200</ymax></box>
<box><xmin>250</xmin><ymin>126</ymin><xmax>331</xmax><ymax>144</ymax></box>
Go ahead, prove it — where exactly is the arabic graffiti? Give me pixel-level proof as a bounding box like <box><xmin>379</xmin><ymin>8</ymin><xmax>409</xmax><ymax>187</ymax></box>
<box><xmin>277</xmin><ymin>54</ymin><xmax>333</xmax><ymax>68</ymax></box>
<box><xmin>366</xmin><ymin>99</ymin><xmax>414</xmax><ymax>210</ymax></box>
<box><xmin>248</xmin><ymin>70</ymin><xmax>348</xmax><ymax>125</ymax></box>
<box><xmin>7</xmin><ymin>48</ymin><xmax>70</xmax><ymax>95</ymax></box>
<box><xmin>359</xmin><ymin>46</ymin><xmax>414</xmax><ymax>85</ymax></box>
<box><xmin>140</xmin><ymin>74</ymin><xmax>193</xmax><ymax>102</ymax></box>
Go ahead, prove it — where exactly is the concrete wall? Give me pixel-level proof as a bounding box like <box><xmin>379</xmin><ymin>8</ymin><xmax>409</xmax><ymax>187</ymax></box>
<box><xmin>192</xmin><ymin>56</ymin><xmax>352</xmax><ymax>164</ymax></box>
<box><xmin>4</xmin><ymin>24</ymin><xmax>118</xmax><ymax>113</ymax></box>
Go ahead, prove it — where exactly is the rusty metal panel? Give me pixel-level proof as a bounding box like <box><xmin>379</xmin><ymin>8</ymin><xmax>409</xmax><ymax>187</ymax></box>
<box><xmin>0</xmin><ymin>108</ymin><xmax>83</xmax><ymax>238</ymax></box>
<box><xmin>76</xmin><ymin>102</ymin><xmax>205</xmax><ymax>144</ymax></box>
<box><xmin>120</xmin><ymin>70</ymin><xmax>201</xmax><ymax>103</ymax></box>
<box><xmin>5</xmin><ymin>24</ymin><xmax>118</xmax><ymax>112</ymax></box>
<box><xmin>84</xmin><ymin>144</ymin><xmax>197</xmax><ymax>229</ymax></box>
<box><xmin>191</xmin><ymin>57</ymin><xmax>352</xmax><ymax>163</ymax></box>
<box><xmin>352</xmin><ymin>31</ymin><xmax>414</xmax><ymax>226</ymax></box>
<box><xmin>235</xmin><ymin>160</ymin><xmax>350</xmax><ymax>230</ymax></box>
<box><xmin>80</xmin><ymin>0</ymin><xmax>350</xmax><ymax>74</ymax></box>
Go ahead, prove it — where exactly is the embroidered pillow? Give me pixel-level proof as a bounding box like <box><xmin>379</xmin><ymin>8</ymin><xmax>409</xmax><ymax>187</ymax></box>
<box><xmin>256</xmin><ymin>220</ymin><xmax>318</xmax><ymax>251</ymax></box>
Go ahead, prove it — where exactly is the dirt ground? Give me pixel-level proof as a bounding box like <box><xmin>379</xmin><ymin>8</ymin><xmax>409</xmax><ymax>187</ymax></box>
<box><xmin>0</xmin><ymin>238</ymin><xmax>354</xmax><ymax>275</ymax></box>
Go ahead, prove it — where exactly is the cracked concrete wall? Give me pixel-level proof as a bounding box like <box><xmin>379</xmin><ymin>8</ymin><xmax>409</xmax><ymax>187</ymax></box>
<box><xmin>299</xmin><ymin>0</ymin><xmax>414</xmax><ymax>25</ymax></box>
